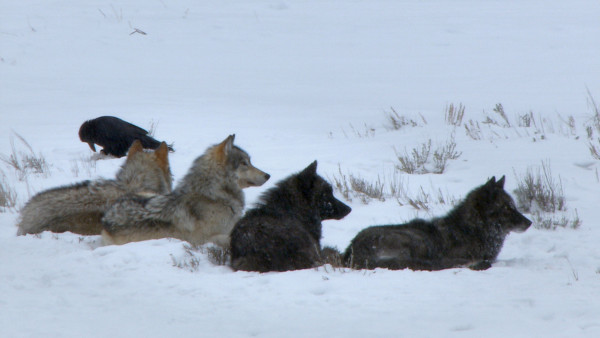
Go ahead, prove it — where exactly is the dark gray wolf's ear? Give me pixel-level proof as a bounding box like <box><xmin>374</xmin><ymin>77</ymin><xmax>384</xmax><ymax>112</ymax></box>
<box><xmin>484</xmin><ymin>176</ymin><xmax>496</xmax><ymax>188</ymax></box>
<box><xmin>302</xmin><ymin>160</ymin><xmax>317</xmax><ymax>175</ymax></box>
<box><xmin>496</xmin><ymin>175</ymin><xmax>506</xmax><ymax>189</ymax></box>
<box><xmin>297</xmin><ymin>161</ymin><xmax>318</xmax><ymax>193</ymax></box>
<box><xmin>299</xmin><ymin>160</ymin><xmax>317</xmax><ymax>176</ymax></box>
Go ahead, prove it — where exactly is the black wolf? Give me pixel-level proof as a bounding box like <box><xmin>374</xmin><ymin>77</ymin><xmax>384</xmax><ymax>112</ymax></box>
<box><xmin>230</xmin><ymin>161</ymin><xmax>352</xmax><ymax>272</ymax></box>
<box><xmin>344</xmin><ymin>176</ymin><xmax>532</xmax><ymax>271</ymax></box>
<box><xmin>79</xmin><ymin>116</ymin><xmax>173</xmax><ymax>158</ymax></box>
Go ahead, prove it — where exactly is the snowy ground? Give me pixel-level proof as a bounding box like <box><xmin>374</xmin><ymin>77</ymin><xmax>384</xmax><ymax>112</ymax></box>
<box><xmin>1</xmin><ymin>0</ymin><xmax>600</xmax><ymax>337</ymax></box>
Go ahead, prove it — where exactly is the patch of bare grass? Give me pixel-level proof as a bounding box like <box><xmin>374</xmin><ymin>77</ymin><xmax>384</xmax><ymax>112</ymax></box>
<box><xmin>513</xmin><ymin>161</ymin><xmax>580</xmax><ymax>230</ymax></box>
<box><xmin>384</xmin><ymin>107</ymin><xmax>423</xmax><ymax>130</ymax></box>
<box><xmin>330</xmin><ymin>165</ymin><xmax>385</xmax><ymax>204</ymax></box>
<box><xmin>445</xmin><ymin>103</ymin><xmax>465</xmax><ymax>126</ymax></box>
<box><xmin>0</xmin><ymin>133</ymin><xmax>50</xmax><ymax>181</ymax></box>
<box><xmin>0</xmin><ymin>170</ymin><xmax>17</xmax><ymax>212</ymax></box>
<box><xmin>395</xmin><ymin>136</ymin><xmax>461</xmax><ymax>174</ymax></box>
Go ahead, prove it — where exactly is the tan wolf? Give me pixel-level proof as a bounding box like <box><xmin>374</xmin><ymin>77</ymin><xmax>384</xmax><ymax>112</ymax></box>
<box><xmin>101</xmin><ymin>135</ymin><xmax>270</xmax><ymax>247</ymax></box>
<box><xmin>17</xmin><ymin>141</ymin><xmax>172</xmax><ymax>235</ymax></box>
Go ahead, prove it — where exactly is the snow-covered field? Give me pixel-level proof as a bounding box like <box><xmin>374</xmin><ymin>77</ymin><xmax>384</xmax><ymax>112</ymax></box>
<box><xmin>1</xmin><ymin>0</ymin><xmax>599</xmax><ymax>337</ymax></box>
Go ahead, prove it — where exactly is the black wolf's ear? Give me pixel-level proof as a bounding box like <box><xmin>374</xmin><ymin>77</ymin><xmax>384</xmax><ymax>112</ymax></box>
<box><xmin>297</xmin><ymin>161</ymin><xmax>318</xmax><ymax>194</ymax></box>
<box><xmin>496</xmin><ymin>175</ymin><xmax>506</xmax><ymax>189</ymax></box>
<box><xmin>484</xmin><ymin>176</ymin><xmax>496</xmax><ymax>189</ymax></box>
<box><xmin>301</xmin><ymin>161</ymin><xmax>317</xmax><ymax>175</ymax></box>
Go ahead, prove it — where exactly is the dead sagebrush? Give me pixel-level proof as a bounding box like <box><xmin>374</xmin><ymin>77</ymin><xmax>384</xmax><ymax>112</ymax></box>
<box><xmin>330</xmin><ymin>165</ymin><xmax>385</xmax><ymax>204</ymax></box>
<box><xmin>432</xmin><ymin>136</ymin><xmax>462</xmax><ymax>173</ymax></box>
<box><xmin>445</xmin><ymin>103</ymin><xmax>465</xmax><ymax>126</ymax></box>
<box><xmin>320</xmin><ymin>246</ymin><xmax>345</xmax><ymax>268</ymax></box>
<box><xmin>385</xmin><ymin>107</ymin><xmax>420</xmax><ymax>130</ymax></box>
<box><xmin>464</xmin><ymin>120</ymin><xmax>482</xmax><ymax>140</ymax></box>
<box><xmin>532</xmin><ymin>210</ymin><xmax>581</xmax><ymax>230</ymax></box>
<box><xmin>513</xmin><ymin>161</ymin><xmax>566</xmax><ymax>213</ymax></box>
<box><xmin>70</xmin><ymin>156</ymin><xmax>98</xmax><ymax>178</ymax></box>
<box><xmin>394</xmin><ymin>140</ymin><xmax>431</xmax><ymax>174</ymax></box>
<box><xmin>0</xmin><ymin>133</ymin><xmax>50</xmax><ymax>181</ymax></box>
<box><xmin>395</xmin><ymin>136</ymin><xmax>461</xmax><ymax>174</ymax></box>
<box><xmin>482</xmin><ymin>103</ymin><xmax>511</xmax><ymax>127</ymax></box>
<box><xmin>0</xmin><ymin>171</ymin><xmax>18</xmax><ymax>212</ymax></box>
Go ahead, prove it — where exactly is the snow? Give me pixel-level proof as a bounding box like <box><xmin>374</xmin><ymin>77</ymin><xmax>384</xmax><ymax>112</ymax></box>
<box><xmin>1</xmin><ymin>0</ymin><xmax>600</xmax><ymax>337</ymax></box>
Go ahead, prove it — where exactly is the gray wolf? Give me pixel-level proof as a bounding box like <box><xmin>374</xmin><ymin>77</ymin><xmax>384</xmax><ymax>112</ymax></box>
<box><xmin>17</xmin><ymin>141</ymin><xmax>172</xmax><ymax>235</ymax></box>
<box><xmin>101</xmin><ymin>135</ymin><xmax>270</xmax><ymax>247</ymax></box>
<box><xmin>344</xmin><ymin>176</ymin><xmax>531</xmax><ymax>271</ymax></box>
<box><xmin>79</xmin><ymin>116</ymin><xmax>174</xmax><ymax>158</ymax></box>
<box><xmin>229</xmin><ymin>161</ymin><xmax>352</xmax><ymax>272</ymax></box>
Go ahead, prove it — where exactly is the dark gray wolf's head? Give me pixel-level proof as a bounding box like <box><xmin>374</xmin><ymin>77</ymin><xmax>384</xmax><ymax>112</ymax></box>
<box><xmin>471</xmin><ymin>176</ymin><xmax>532</xmax><ymax>233</ymax></box>
<box><xmin>213</xmin><ymin>135</ymin><xmax>270</xmax><ymax>188</ymax></box>
<box><xmin>297</xmin><ymin>161</ymin><xmax>352</xmax><ymax>220</ymax></box>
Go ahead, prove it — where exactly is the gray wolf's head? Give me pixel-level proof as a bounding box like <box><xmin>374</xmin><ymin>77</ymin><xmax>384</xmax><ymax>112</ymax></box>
<box><xmin>471</xmin><ymin>176</ymin><xmax>532</xmax><ymax>233</ymax></box>
<box><xmin>116</xmin><ymin>140</ymin><xmax>173</xmax><ymax>194</ymax></box>
<box><xmin>212</xmin><ymin>135</ymin><xmax>270</xmax><ymax>189</ymax></box>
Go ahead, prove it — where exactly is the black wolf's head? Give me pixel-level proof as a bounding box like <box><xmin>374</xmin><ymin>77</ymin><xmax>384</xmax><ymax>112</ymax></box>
<box><xmin>472</xmin><ymin>176</ymin><xmax>532</xmax><ymax>233</ymax></box>
<box><xmin>297</xmin><ymin>161</ymin><xmax>352</xmax><ymax>220</ymax></box>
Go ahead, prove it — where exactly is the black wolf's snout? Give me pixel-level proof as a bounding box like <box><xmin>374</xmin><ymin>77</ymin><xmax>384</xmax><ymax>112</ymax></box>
<box><xmin>335</xmin><ymin>199</ymin><xmax>352</xmax><ymax>220</ymax></box>
<box><xmin>318</xmin><ymin>195</ymin><xmax>351</xmax><ymax>221</ymax></box>
<box><xmin>326</xmin><ymin>198</ymin><xmax>351</xmax><ymax>220</ymax></box>
<box><xmin>513</xmin><ymin>211</ymin><xmax>532</xmax><ymax>233</ymax></box>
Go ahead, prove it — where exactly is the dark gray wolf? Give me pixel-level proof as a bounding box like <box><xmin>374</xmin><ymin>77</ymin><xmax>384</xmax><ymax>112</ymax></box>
<box><xmin>101</xmin><ymin>135</ymin><xmax>270</xmax><ymax>247</ymax></box>
<box><xmin>79</xmin><ymin>116</ymin><xmax>174</xmax><ymax>158</ymax></box>
<box><xmin>17</xmin><ymin>141</ymin><xmax>172</xmax><ymax>235</ymax></box>
<box><xmin>229</xmin><ymin>161</ymin><xmax>352</xmax><ymax>272</ymax></box>
<box><xmin>344</xmin><ymin>176</ymin><xmax>532</xmax><ymax>271</ymax></box>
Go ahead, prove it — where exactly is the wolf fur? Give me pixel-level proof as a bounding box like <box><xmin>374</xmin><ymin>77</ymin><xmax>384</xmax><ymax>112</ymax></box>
<box><xmin>17</xmin><ymin>141</ymin><xmax>172</xmax><ymax>235</ymax></box>
<box><xmin>101</xmin><ymin>135</ymin><xmax>270</xmax><ymax>247</ymax></box>
<box><xmin>344</xmin><ymin>176</ymin><xmax>532</xmax><ymax>271</ymax></box>
<box><xmin>230</xmin><ymin>161</ymin><xmax>352</xmax><ymax>272</ymax></box>
<box><xmin>79</xmin><ymin>116</ymin><xmax>174</xmax><ymax>158</ymax></box>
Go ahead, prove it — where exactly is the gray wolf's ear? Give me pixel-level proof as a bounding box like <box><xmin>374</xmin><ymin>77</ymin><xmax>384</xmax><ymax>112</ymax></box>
<box><xmin>496</xmin><ymin>175</ymin><xmax>506</xmax><ymax>189</ymax></box>
<box><xmin>214</xmin><ymin>135</ymin><xmax>235</xmax><ymax>164</ymax></box>
<box><xmin>127</xmin><ymin>140</ymin><xmax>144</xmax><ymax>160</ymax></box>
<box><xmin>154</xmin><ymin>142</ymin><xmax>170</xmax><ymax>171</ymax></box>
<box><xmin>224</xmin><ymin>134</ymin><xmax>235</xmax><ymax>154</ymax></box>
